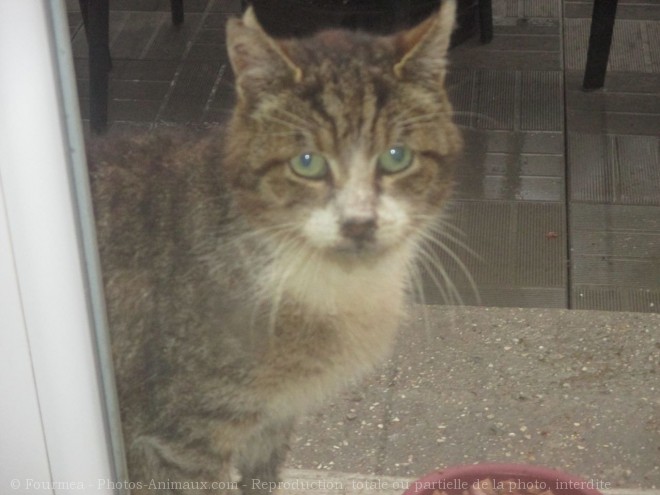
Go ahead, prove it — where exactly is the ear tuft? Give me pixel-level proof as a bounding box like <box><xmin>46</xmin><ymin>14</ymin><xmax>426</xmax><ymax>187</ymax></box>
<box><xmin>393</xmin><ymin>0</ymin><xmax>456</xmax><ymax>80</ymax></box>
<box><xmin>241</xmin><ymin>6</ymin><xmax>260</xmax><ymax>29</ymax></box>
<box><xmin>226</xmin><ymin>7</ymin><xmax>303</xmax><ymax>100</ymax></box>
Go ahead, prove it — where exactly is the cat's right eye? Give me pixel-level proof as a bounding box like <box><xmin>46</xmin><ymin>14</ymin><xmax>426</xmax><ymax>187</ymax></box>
<box><xmin>289</xmin><ymin>153</ymin><xmax>328</xmax><ymax>180</ymax></box>
<box><xmin>377</xmin><ymin>146</ymin><xmax>414</xmax><ymax>175</ymax></box>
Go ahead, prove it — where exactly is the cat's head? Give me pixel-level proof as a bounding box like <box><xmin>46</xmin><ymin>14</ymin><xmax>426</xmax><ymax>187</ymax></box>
<box><xmin>224</xmin><ymin>1</ymin><xmax>461</xmax><ymax>262</ymax></box>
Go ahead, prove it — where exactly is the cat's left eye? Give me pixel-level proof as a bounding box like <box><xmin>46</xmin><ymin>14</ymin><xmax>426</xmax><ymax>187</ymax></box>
<box><xmin>289</xmin><ymin>153</ymin><xmax>328</xmax><ymax>180</ymax></box>
<box><xmin>378</xmin><ymin>146</ymin><xmax>413</xmax><ymax>174</ymax></box>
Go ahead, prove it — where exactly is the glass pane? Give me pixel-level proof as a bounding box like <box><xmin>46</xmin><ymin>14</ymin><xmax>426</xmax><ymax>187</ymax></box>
<box><xmin>72</xmin><ymin>2</ymin><xmax>467</xmax><ymax>492</ymax></box>
<box><xmin>58</xmin><ymin>0</ymin><xmax>660</xmax><ymax>494</ymax></box>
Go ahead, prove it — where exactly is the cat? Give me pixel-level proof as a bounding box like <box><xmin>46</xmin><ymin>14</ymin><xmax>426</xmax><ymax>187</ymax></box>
<box><xmin>89</xmin><ymin>1</ymin><xmax>461</xmax><ymax>493</ymax></box>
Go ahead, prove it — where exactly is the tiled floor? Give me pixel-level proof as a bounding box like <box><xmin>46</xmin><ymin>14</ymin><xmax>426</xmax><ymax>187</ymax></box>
<box><xmin>67</xmin><ymin>0</ymin><xmax>660</xmax><ymax>313</ymax></box>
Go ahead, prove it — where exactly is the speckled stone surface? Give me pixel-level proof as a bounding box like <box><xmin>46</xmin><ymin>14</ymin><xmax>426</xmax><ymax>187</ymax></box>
<box><xmin>288</xmin><ymin>306</ymin><xmax>660</xmax><ymax>490</ymax></box>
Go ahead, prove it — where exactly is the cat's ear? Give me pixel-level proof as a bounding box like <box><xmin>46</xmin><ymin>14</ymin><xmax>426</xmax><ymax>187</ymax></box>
<box><xmin>393</xmin><ymin>0</ymin><xmax>456</xmax><ymax>81</ymax></box>
<box><xmin>226</xmin><ymin>7</ymin><xmax>302</xmax><ymax>99</ymax></box>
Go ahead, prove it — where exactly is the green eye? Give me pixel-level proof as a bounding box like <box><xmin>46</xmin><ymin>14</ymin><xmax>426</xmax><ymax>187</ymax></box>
<box><xmin>289</xmin><ymin>153</ymin><xmax>328</xmax><ymax>179</ymax></box>
<box><xmin>378</xmin><ymin>146</ymin><xmax>413</xmax><ymax>174</ymax></box>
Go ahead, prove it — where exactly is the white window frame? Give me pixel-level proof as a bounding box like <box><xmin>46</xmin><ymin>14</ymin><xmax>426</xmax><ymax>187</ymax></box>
<box><xmin>0</xmin><ymin>1</ymin><xmax>125</xmax><ymax>493</ymax></box>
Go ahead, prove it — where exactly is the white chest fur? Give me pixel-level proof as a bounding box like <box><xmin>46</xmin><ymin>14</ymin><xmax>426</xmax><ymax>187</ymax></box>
<box><xmin>258</xmin><ymin>243</ymin><xmax>414</xmax><ymax>418</ymax></box>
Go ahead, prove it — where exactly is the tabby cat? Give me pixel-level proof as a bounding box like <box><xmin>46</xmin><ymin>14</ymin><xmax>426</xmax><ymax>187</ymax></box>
<box><xmin>90</xmin><ymin>1</ymin><xmax>460</xmax><ymax>493</ymax></box>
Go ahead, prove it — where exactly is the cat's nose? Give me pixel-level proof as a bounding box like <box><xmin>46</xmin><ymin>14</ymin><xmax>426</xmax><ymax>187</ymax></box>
<box><xmin>341</xmin><ymin>217</ymin><xmax>377</xmax><ymax>243</ymax></box>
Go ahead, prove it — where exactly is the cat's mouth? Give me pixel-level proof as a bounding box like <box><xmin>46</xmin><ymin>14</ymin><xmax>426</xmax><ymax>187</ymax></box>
<box><xmin>328</xmin><ymin>231</ymin><xmax>397</xmax><ymax>260</ymax></box>
<box><xmin>334</xmin><ymin>239</ymin><xmax>380</xmax><ymax>256</ymax></box>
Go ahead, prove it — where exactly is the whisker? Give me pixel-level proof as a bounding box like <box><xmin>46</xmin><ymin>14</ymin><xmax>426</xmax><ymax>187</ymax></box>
<box><xmin>259</xmin><ymin>114</ymin><xmax>306</xmax><ymax>132</ymax></box>
<box><xmin>395</xmin><ymin>113</ymin><xmax>446</xmax><ymax>132</ymax></box>
<box><xmin>416</xmin><ymin>245</ymin><xmax>462</xmax><ymax>306</ymax></box>
<box><xmin>425</xmin><ymin>223</ymin><xmax>483</xmax><ymax>264</ymax></box>
<box><xmin>300</xmin><ymin>247</ymin><xmax>327</xmax><ymax>315</ymax></box>
<box><xmin>245</xmin><ymin>238</ymin><xmax>292</xmax><ymax>334</ymax></box>
<box><xmin>396</xmin><ymin>109</ymin><xmax>503</xmax><ymax>130</ymax></box>
<box><xmin>257</xmin><ymin>107</ymin><xmax>319</xmax><ymax>136</ymax></box>
<box><xmin>416</xmin><ymin>231</ymin><xmax>481</xmax><ymax>306</ymax></box>
<box><xmin>413</xmin><ymin>213</ymin><xmax>483</xmax><ymax>263</ymax></box>
<box><xmin>407</xmin><ymin>261</ymin><xmax>432</xmax><ymax>337</ymax></box>
<box><xmin>432</xmin><ymin>213</ymin><xmax>467</xmax><ymax>234</ymax></box>
<box><xmin>230</xmin><ymin>222</ymin><xmax>300</xmax><ymax>245</ymax></box>
<box><xmin>264</xmin><ymin>237</ymin><xmax>304</xmax><ymax>335</ymax></box>
<box><xmin>274</xmin><ymin>108</ymin><xmax>318</xmax><ymax>130</ymax></box>
<box><xmin>398</xmin><ymin>111</ymin><xmax>447</xmax><ymax>126</ymax></box>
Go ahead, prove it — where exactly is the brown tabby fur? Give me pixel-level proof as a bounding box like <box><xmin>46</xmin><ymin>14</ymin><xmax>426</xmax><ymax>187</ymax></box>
<box><xmin>89</xmin><ymin>2</ymin><xmax>461</xmax><ymax>493</ymax></box>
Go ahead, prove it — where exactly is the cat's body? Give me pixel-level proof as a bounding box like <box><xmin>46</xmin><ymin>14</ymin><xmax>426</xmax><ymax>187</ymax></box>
<box><xmin>92</xmin><ymin>129</ymin><xmax>409</xmax><ymax>491</ymax></box>
<box><xmin>90</xmin><ymin>2</ymin><xmax>460</xmax><ymax>493</ymax></box>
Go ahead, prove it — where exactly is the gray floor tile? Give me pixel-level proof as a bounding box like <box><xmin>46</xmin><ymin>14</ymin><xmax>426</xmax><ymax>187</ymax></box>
<box><xmin>460</xmin><ymin>152</ymin><xmax>565</xmax><ymax>177</ymax></box>
<box><xmin>520</xmin><ymin>71</ymin><xmax>563</xmax><ymax>131</ymax></box>
<box><xmin>564</xmin><ymin>18</ymin><xmax>660</xmax><ymax>73</ymax></box>
<box><xmin>109</xmin><ymin>79</ymin><xmax>171</xmax><ymax>101</ymax></box>
<box><xmin>571</xmin><ymin>203</ymin><xmax>660</xmax><ymax>231</ymax></box>
<box><xmin>109</xmin><ymin>98</ymin><xmax>163</xmax><ymax>123</ymax></box>
<box><xmin>450</xmin><ymin>43</ymin><xmax>561</xmax><ymax>71</ymax></box>
<box><xmin>142</xmin><ymin>13</ymin><xmax>206</xmax><ymax>60</ymax></box>
<box><xmin>455</xmin><ymin>174</ymin><xmax>564</xmax><ymax>202</ymax></box>
<box><xmin>158</xmin><ymin>60</ymin><xmax>225</xmax><ymax>123</ymax></box>
<box><xmin>457</xmin><ymin>130</ymin><xmax>565</xmax><ymax>155</ymax></box>
<box><xmin>566</xmin><ymin>71</ymin><xmax>660</xmax><ymax>93</ymax></box>
<box><xmin>569</xmin><ymin>204</ymin><xmax>660</xmax><ymax>311</ymax></box>
<box><xmin>568</xmin><ymin>134</ymin><xmax>660</xmax><ymax>205</ymax></box>
<box><xmin>448</xmin><ymin>70</ymin><xmax>562</xmax><ymax>131</ymax></box>
<box><xmin>563</xmin><ymin>18</ymin><xmax>591</xmax><ymax>72</ymax></box>
<box><xmin>187</xmin><ymin>42</ymin><xmax>228</xmax><ymax>61</ymax></box>
<box><xmin>109</xmin><ymin>0</ymin><xmax>208</xmax><ymax>12</ymax></box>
<box><xmin>572</xmin><ymin>230</ymin><xmax>660</xmax><ymax>259</ymax></box>
<box><xmin>566</xmin><ymin>89</ymin><xmax>660</xmax><ymax>115</ymax></box>
<box><xmin>492</xmin><ymin>20</ymin><xmax>560</xmax><ymax>36</ymax></box>
<box><xmin>110</xmin><ymin>59</ymin><xmax>182</xmax><ymax>82</ymax></box>
<box><xmin>567</xmin><ymin>110</ymin><xmax>660</xmax><ymax>136</ymax></box>
<box><xmin>202</xmin><ymin>12</ymin><xmax>234</xmax><ymax>30</ymax></box>
<box><xmin>572</xmin><ymin>286</ymin><xmax>660</xmax><ymax>312</ymax></box>
<box><xmin>419</xmin><ymin>201</ymin><xmax>566</xmax><ymax>308</ymax></box>
<box><xmin>645</xmin><ymin>21</ymin><xmax>660</xmax><ymax>72</ymax></box>
<box><xmin>521</xmin><ymin>0</ymin><xmax>561</xmax><ymax>18</ymax></box>
<box><xmin>480</xmin><ymin>34</ymin><xmax>560</xmax><ymax>52</ymax></box>
<box><xmin>571</xmin><ymin>256</ymin><xmax>660</xmax><ymax>289</ymax></box>
<box><xmin>495</xmin><ymin>0</ymin><xmax>561</xmax><ymax>18</ymax></box>
<box><xmin>209</xmin><ymin>0</ymin><xmax>244</xmax><ymax>13</ymax></box>
<box><xmin>565</xmin><ymin>1</ymin><xmax>660</xmax><ymax>20</ymax></box>
<box><xmin>108</xmin><ymin>11</ymin><xmax>167</xmax><ymax>60</ymax></box>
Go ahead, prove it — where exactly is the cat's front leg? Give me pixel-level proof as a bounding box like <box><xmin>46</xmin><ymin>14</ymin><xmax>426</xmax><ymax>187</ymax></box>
<box><xmin>235</xmin><ymin>416</ymin><xmax>295</xmax><ymax>495</ymax></box>
<box><xmin>127</xmin><ymin>434</ymin><xmax>235</xmax><ymax>494</ymax></box>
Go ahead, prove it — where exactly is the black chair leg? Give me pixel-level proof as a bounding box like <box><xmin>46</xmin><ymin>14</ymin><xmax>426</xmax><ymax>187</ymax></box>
<box><xmin>80</xmin><ymin>0</ymin><xmax>111</xmax><ymax>134</ymax></box>
<box><xmin>583</xmin><ymin>0</ymin><xmax>618</xmax><ymax>90</ymax></box>
<box><xmin>171</xmin><ymin>0</ymin><xmax>184</xmax><ymax>26</ymax></box>
<box><xmin>478</xmin><ymin>0</ymin><xmax>493</xmax><ymax>44</ymax></box>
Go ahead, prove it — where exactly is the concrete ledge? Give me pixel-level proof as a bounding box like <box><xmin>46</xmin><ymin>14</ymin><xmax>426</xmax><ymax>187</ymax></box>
<box><xmin>288</xmin><ymin>307</ymin><xmax>660</xmax><ymax>488</ymax></box>
<box><xmin>278</xmin><ymin>469</ymin><xmax>660</xmax><ymax>495</ymax></box>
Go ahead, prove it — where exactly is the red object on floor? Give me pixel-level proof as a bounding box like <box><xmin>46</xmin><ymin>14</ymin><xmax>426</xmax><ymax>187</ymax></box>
<box><xmin>403</xmin><ymin>463</ymin><xmax>606</xmax><ymax>495</ymax></box>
